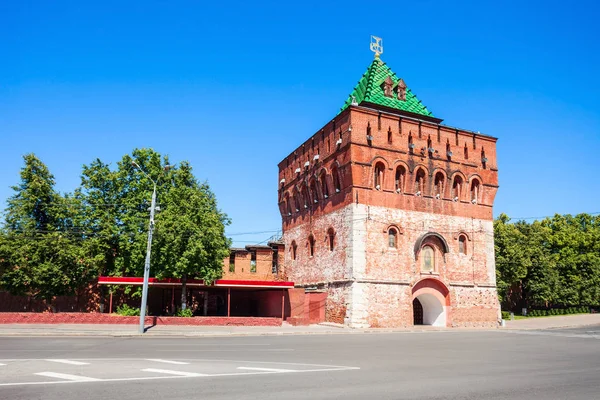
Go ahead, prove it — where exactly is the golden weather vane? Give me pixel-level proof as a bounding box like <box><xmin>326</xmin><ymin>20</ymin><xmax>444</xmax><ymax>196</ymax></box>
<box><xmin>370</xmin><ymin>35</ymin><xmax>383</xmax><ymax>58</ymax></box>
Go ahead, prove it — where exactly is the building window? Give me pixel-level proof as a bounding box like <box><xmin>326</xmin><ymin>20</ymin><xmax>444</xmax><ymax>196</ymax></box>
<box><xmin>395</xmin><ymin>166</ymin><xmax>406</xmax><ymax>193</ymax></box>
<box><xmin>388</xmin><ymin>228</ymin><xmax>398</xmax><ymax>248</ymax></box>
<box><xmin>320</xmin><ymin>171</ymin><xmax>329</xmax><ymax>199</ymax></box>
<box><xmin>387</xmin><ymin>127</ymin><xmax>393</xmax><ymax>144</ymax></box>
<box><xmin>421</xmin><ymin>246</ymin><xmax>435</xmax><ymax>272</ymax></box>
<box><xmin>310</xmin><ymin>180</ymin><xmax>319</xmax><ymax>204</ymax></box>
<box><xmin>434</xmin><ymin>172</ymin><xmax>445</xmax><ymax>199</ymax></box>
<box><xmin>458</xmin><ymin>235</ymin><xmax>467</xmax><ymax>255</ymax></box>
<box><xmin>332</xmin><ymin>167</ymin><xmax>341</xmax><ymax>193</ymax></box>
<box><xmin>327</xmin><ymin>228</ymin><xmax>335</xmax><ymax>251</ymax></box>
<box><xmin>464</xmin><ymin>143</ymin><xmax>469</xmax><ymax>159</ymax></box>
<box><xmin>250</xmin><ymin>252</ymin><xmax>257</xmax><ymax>273</ymax></box>
<box><xmin>415</xmin><ymin>168</ymin><xmax>426</xmax><ymax>196</ymax></box>
<box><xmin>374</xmin><ymin>162</ymin><xmax>385</xmax><ymax>190</ymax></box>
<box><xmin>229</xmin><ymin>253</ymin><xmax>235</xmax><ymax>273</ymax></box>
<box><xmin>452</xmin><ymin>176</ymin><xmax>463</xmax><ymax>201</ymax></box>
<box><xmin>291</xmin><ymin>241</ymin><xmax>297</xmax><ymax>260</ymax></box>
<box><xmin>302</xmin><ymin>185</ymin><xmax>310</xmax><ymax>209</ymax></box>
<box><xmin>308</xmin><ymin>235</ymin><xmax>315</xmax><ymax>257</ymax></box>
<box><xmin>471</xmin><ymin>179</ymin><xmax>481</xmax><ymax>204</ymax></box>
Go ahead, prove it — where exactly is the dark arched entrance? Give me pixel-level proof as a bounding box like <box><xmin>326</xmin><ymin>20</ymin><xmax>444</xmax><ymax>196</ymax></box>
<box><xmin>413</xmin><ymin>298</ymin><xmax>423</xmax><ymax>325</ymax></box>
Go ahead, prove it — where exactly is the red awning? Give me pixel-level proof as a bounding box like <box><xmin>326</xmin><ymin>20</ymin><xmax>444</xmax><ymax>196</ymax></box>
<box><xmin>98</xmin><ymin>276</ymin><xmax>294</xmax><ymax>289</ymax></box>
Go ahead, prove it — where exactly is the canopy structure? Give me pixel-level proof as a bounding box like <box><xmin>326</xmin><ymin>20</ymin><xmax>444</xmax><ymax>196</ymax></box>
<box><xmin>98</xmin><ymin>277</ymin><xmax>294</xmax><ymax>319</ymax></box>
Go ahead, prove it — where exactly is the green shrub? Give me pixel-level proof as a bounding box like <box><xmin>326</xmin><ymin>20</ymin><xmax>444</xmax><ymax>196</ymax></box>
<box><xmin>501</xmin><ymin>311</ymin><xmax>510</xmax><ymax>320</ymax></box>
<box><xmin>176</xmin><ymin>308</ymin><xmax>193</xmax><ymax>318</ymax></box>
<box><xmin>115</xmin><ymin>304</ymin><xmax>140</xmax><ymax>316</ymax></box>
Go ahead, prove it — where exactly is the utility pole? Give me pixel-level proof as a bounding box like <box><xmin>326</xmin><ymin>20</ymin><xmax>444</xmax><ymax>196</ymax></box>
<box><xmin>139</xmin><ymin>182</ymin><xmax>157</xmax><ymax>333</ymax></box>
<box><xmin>132</xmin><ymin>161</ymin><xmax>171</xmax><ymax>334</ymax></box>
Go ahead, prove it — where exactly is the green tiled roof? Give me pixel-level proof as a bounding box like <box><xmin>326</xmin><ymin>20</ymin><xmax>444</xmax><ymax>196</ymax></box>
<box><xmin>340</xmin><ymin>57</ymin><xmax>434</xmax><ymax>118</ymax></box>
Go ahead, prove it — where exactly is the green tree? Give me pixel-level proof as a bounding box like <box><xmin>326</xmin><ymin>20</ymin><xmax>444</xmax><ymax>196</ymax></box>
<box><xmin>77</xmin><ymin>149</ymin><xmax>231</xmax><ymax>312</ymax></box>
<box><xmin>0</xmin><ymin>154</ymin><xmax>94</xmax><ymax>308</ymax></box>
<box><xmin>494</xmin><ymin>214</ymin><xmax>531</xmax><ymax>308</ymax></box>
<box><xmin>153</xmin><ymin>161</ymin><xmax>231</xmax><ymax>311</ymax></box>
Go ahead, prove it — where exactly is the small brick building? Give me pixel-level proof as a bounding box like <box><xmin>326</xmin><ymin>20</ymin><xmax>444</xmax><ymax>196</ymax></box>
<box><xmin>278</xmin><ymin>55</ymin><xmax>500</xmax><ymax>328</ymax></box>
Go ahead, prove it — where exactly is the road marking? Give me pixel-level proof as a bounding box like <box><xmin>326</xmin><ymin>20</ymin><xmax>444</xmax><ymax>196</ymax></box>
<box><xmin>45</xmin><ymin>359</ymin><xmax>90</xmax><ymax>365</ymax></box>
<box><xmin>237</xmin><ymin>367</ymin><xmax>295</xmax><ymax>373</ymax></box>
<box><xmin>0</xmin><ymin>366</ymin><xmax>360</xmax><ymax>387</ymax></box>
<box><xmin>142</xmin><ymin>368</ymin><xmax>208</xmax><ymax>377</ymax></box>
<box><xmin>0</xmin><ymin>363</ymin><xmax>6</xmax><ymax>366</ymax></box>
<box><xmin>34</xmin><ymin>372</ymin><xmax>99</xmax><ymax>382</ymax></box>
<box><xmin>146</xmin><ymin>359</ymin><xmax>190</xmax><ymax>365</ymax></box>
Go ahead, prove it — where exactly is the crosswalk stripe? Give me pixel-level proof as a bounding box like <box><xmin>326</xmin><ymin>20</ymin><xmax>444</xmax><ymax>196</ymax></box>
<box><xmin>146</xmin><ymin>359</ymin><xmax>190</xmax><ymax>365</ymax></box>
<box><xmin>34</xmin><ymin>372</ymin><xmax>99</xmax><ymax>382</ymax></box>
<box><xmin>141</xmin><ymin>368</ymin><xmax>208</xmax><ymax>377</ymax></box>
<box><xmin>45</xmin><ymin>359</ymin><xmax>89</xmax><ymax>366</ymax></box>
<box><xmin>236</xmin><ymin>367</ymin><xmax>295</xmax><ymax>373</ymax></box>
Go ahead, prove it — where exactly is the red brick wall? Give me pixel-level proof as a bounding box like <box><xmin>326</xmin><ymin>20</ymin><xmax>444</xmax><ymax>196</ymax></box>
<box><xmin>278</xmin><ymin>105</ymin><xmax>500</xmax><ymax>328</ymax></box>
<box><xmin>0</xmin><ymin>312</ymin><xmax>282</xmax><ymax>326</ymax></box>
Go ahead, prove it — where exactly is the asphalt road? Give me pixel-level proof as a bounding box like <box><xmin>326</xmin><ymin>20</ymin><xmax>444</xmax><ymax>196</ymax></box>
<box><xmin>1</xmin><ymin>327</ymin><xmax>599</xmax><ymax>400</ymax></box>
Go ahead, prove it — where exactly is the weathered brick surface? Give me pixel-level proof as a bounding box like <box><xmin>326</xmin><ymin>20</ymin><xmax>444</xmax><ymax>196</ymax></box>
<box><xmin>278</xmin><ymin>102</ymin><xmax>501</xmax><ymax>328</ymax></box>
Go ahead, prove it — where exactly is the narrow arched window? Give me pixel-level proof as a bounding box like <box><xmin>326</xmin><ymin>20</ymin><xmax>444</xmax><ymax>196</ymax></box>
<box><xmin>458</xmin><ymin>235</ymin><xmax>467</xmax><ymax>255</ymax></box>
<box><xmin>320</xmin><ymin>172</ymin><xmax>329</xmax><ymax>199</ymax></box>
<box><xmin>395</xmin><ymin>166</ymin><xmax>406</xmax><ymax>193</ymax></box>
<box><xmin>464</xmin><ymin>143</ymin><xmax>469</xmax><ymax>159</ymax></box>
<box><xmin>310</xmin><ymin>180</ymin><xmax>319</xmax><ymax>204</ymax></box>
<box><xmin>388</xmin><ymin>228</ymin><xmax>398</xmax><ymax>248</ymax></box>
<box><xmin>387</xmin><ymin>127</ymin><xmax>393</xmax><ymax>144</ymax></box>
<box><xmin>284</xmin><ymin>194</ymin><xmax>292</xmax><ymax>216</ymax></box>
<box><xmin>434</xmin><ymin>172</ymin><xmax>445</xmax><ymax>199</ymax></box>
<box><xmin>452</xmin><ymin>176</ymin><xmax>463</xmax><ymax>201</ymax></box>
<box><xmin>471</xmin><ymin>179</ymin><xmax>481</xmax><ymax>203</ymax></box>
<box><xmin>421</xmin><ymin>246</ymin><xmax>435</xmax><ymax>272</ymax></box>
<box><xmin>308</xmin><ymin>235</ymin><xmax>315</xmax><ymax>257</ymax></box>
<box><xmin>332</xmin><ymin>167</ymin><xmax>341</xmax><ymax>193</ymax></box>
<box><xmin>374</xmin><ymin>162</ymin><xmax>385</xmax><ymax>190</ymax></box>
<box><xmin>294</xmin><ymin>193</ymin><xmax>301</xmax><ymax>212</ymax></box>
<box><xmin>291</xmin><ymin>241</ymin><xmax>297</xmax><ymax>260</ymax></box>
<box><xmin>327</xmin><ymin>228</ymin><xmax>335</xmax><ymax>251</ymax></box>
<box><xmin>302</xmin><ymin>185</ymin><xmax>310</xmax><ymax>209</ymax></box>
<box><xmin>415</xmin><ymin>169</ymin><xmax>426</xmax><ymax>195</ymax></box>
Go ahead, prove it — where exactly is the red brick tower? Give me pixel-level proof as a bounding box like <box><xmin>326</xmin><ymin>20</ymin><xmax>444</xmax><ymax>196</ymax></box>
<box><xmin>278</xmin><ymin>53</ymin><xmax>500</xmax><ymax>328</ymax></box>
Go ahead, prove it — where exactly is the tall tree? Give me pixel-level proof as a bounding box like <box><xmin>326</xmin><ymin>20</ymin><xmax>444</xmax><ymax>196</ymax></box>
<box><xmin>494</xmin><ymin>214</ymin><xmax>531</xmax><ymax>308</ymax></box>
<box><xmin>0</xmin><ymin>154</ymin><xmax>94</xmax><ymax>307</ymax></box>
<box><xmin>153</xmin><ymin>161</ymin><xmax>231</xmax><ymax>311</ymax></box>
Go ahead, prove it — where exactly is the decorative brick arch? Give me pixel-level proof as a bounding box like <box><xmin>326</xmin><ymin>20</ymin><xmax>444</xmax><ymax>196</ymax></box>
<box><xmin>414</xmin><ymin>232</ymin><xmax>450</xmax><ymax>257</ymax></box>
<box><xmin>412</xmin><ymin>278</ymin><xmax>451</xmax><ymax>327</ymax></box>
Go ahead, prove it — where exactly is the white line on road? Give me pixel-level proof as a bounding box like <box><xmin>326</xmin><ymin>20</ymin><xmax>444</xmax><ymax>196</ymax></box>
<box><xmin>34</xmin><ymin>372</ymin><xmax>99</xmax><ymax>382</ymax></box>
<box><xmin>237</xmin><ymin>367</ymin><xmax>295</xmax><ymax>373</ymax></box>
<box><xmin>145</xmin><ymin>359</ymin><xmax>190</xmax><ymax>365</ymax></box>
<box><xmin>0</xmin><ymin>366</ymin><xmax>360</xmax><ymax>387</ymax></box>
<box><xmin>0</xmin><ymin>363</ymin><xmax>6</xmax><ymax>366</ymax></box>
<box><xmin>141</xmin><ymin>368</ymin><xmax>207</xmax><ymax>377</ymax></box>
<box><xmin>45</xmin><ymin>359</ymin><xmax>90</xmax><ymax>366</ymax></box>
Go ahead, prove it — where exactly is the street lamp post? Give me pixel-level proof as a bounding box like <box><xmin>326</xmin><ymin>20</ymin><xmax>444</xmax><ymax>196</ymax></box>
<box><xmin>132</xmin><ymin>161</ymin><xmax>169</xmax><ymax>334</ymax></box>
<box><xmin>139</xmin><ymin>181</ymin><xmax>157</xmax><ymax>333</ymax></box>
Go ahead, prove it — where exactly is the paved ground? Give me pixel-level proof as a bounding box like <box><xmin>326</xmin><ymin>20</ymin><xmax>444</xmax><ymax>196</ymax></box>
<box><xmin>1</xmin><ymin>327</ymin><xmax>599</xmax><ymax>400</ymax></box>
<box><xmin>1</xmin><ymin>313</ymin><xmax>599</xmax><ymax>337</ymax></box>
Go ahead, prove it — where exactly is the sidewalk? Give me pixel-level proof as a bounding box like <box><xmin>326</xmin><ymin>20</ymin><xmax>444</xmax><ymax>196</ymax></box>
<box><xmin>0</xmin><ymin>314</ymin><xmax>598</xmax><ymax>337</ymax></box>
<box><xmin>504</xmin><ymin>313</ymin><xmax>600</xmax><ymax>330</ymax></box>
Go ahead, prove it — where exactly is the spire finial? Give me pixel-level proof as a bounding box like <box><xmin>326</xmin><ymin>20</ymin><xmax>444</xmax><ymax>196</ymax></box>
<box><xmin>370</xmin><ymin>35</ymin><xmax>383</xmax><ymax>58</ymax></box>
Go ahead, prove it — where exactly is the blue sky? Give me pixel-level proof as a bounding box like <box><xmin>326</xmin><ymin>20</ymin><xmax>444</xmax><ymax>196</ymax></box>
<box><xmin>1</xmin><ymin>0</ymin><xmax>599</xmax><ymax>246</ymax></box>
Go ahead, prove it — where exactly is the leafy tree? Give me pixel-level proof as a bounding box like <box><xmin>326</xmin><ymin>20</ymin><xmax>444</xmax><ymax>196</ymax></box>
<box><xmin>0</xmin><ymin>154</ymin><xmax>94</xmax><ymax>308</ymax></box>
<box><xmin>494</xmin><ymin>214</ymin><xmax>531</xmax><ymax>307</ymax></box>
<box><xmin>153</xmin><ymin>161</ymin><xmax>231</xmax><ymax>310</ymax></box>
<box><xmin>77</xmin><ymin>149</ymin><xmax>231</xmax><ymax>312</ymax></box>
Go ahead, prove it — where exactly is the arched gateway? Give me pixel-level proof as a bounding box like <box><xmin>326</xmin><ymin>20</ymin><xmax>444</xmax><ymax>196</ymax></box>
<box><xmin>412</xmin><ymin>278</ymin><xmax>450</xmax><ymax>327</ymax></box>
